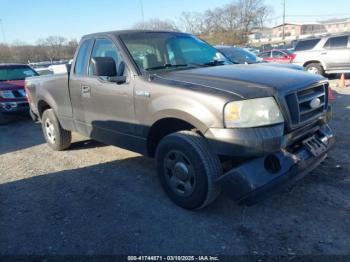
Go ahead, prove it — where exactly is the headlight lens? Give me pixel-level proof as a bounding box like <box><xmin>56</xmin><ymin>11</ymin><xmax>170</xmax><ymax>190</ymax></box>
<box><xmin>224</xmin><ymin>97</ymin><xmax>284</xmax><ymax>128</ymax></box>
<box><xmin>0</xmin><ymin>90</ymin><xmax>15</xmax><ymax>99</ymax></box>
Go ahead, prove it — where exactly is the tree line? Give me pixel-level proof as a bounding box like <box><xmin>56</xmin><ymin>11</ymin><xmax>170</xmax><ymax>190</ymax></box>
<box><xmin>135</xmin><ymin>0</ymin><xmax>269</xmax><ymax>45</ymax></box>
<box><xmin>0</xmin><ymin>0</ymin><xmax>269</xmax><ymax>64</ymax></box>
<box><xmin>0</xmin><ymin>36</ymin><xmax>78</xmax><ymax>64</ymax></box>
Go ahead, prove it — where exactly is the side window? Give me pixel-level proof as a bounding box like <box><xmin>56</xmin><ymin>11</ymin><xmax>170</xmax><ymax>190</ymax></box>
<box><xmin>125</xmin><ymin>43</ymin><xmax>160</xmax><ymax>71</ymax></box>
<box><xmin>89</xmin><ymin>38</ymin><xmax>124</xmax><ymax>78</ymax></box>
<box><xmin>259</xmin><ymin>51</ymin><xmax>270</xmax><ymax>58</ymax></box>
<box><xmin>74</xmin><ymin>39</ymin><xmax>93</xmax><ymax>75</ymax></box>
<box><xmin>324</xmin><ymin>36</ymin><xmax>348</xmax><ymax>49</ymax></box>
<box><xmin>272</xmin><ymin>51</ymin><xmax>285</xmax><ymax>58</ymax></box>
<box><xmin>294</xmin><ymin>39</ymin><xmax>320</xmax><ymax>51</ymax></box>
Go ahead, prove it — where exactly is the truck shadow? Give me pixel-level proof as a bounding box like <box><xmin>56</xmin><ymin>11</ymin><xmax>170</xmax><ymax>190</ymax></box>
<box><xmin>1</xmin><ymin>151</ymin><xmax>349</xmax><ymax>254</ymax></box>
<box><xmin>68</xmin><ymin>139</ymin><xmax>106</xmax><ymax>151</ymax></box>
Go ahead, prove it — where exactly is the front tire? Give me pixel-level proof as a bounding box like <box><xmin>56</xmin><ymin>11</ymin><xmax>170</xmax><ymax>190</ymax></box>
<box><xmin>156</xmin><ymin>131</ymin><xmax>222</xmax><ymax>209</ymax></box>
<box><xmin>305</xmin><ymin>63</ymin><xmax>324</xmax><ymax>75</ymax></box>
<box><xmin>41</xmin><ymin>109</ymin><xmax>71</xmax><ymax>151</ymax></box>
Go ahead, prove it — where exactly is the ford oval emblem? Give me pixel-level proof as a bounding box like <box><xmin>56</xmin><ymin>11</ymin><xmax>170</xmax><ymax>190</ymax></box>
<box><xmin>310</xmin><ymin>97</ymin><xmax>321</xmax><ymax>109</ymax></box>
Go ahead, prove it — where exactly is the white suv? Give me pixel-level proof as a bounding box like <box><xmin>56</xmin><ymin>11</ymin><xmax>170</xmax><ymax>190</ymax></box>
<box><xmin>293</xmin><ymin>34</ymin><xmax>350</xmax><ymax>76</ymax></box>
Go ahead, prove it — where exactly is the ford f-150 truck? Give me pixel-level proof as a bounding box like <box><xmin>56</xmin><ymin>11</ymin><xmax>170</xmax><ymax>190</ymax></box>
<box><xmin>25</xmin><ymin>30</ymin><xmax>335</xmax><ymax>209</ymax></box>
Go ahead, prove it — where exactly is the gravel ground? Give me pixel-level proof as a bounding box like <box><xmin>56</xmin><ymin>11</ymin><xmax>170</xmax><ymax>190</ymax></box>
<box><xmin>0</xmin><ymin>82</ymin><xmax>349</xmax><ymax>256</ymax></box>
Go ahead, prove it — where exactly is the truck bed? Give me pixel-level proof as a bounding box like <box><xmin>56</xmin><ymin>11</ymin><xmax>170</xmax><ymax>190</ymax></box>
<box><xmin>25</xmin><ymin>73</ymin><xmax>73</xmax><ymax>121</ymax></box>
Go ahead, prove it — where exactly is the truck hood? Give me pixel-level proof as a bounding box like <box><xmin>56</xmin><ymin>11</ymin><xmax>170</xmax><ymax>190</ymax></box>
<box><xmin>156</xmin><ymin>65</ymin><xmax>325</xmax><ymax>99</ymax></box>
<box><xmin>0</xmin><ymin>80</ymin><xmax>25</xmax><ymax>91</ymax></box>
<box><xmin>257</xmin><ymin>62</ymin><xmax>304</xmax><ymax>71</ymax></box>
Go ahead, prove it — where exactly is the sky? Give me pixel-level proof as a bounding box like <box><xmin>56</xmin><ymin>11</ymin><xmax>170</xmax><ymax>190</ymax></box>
<box><xmin>0</xmin><ymin>0</ymin><xmax>350</xmax><ymax>44</ymax></box>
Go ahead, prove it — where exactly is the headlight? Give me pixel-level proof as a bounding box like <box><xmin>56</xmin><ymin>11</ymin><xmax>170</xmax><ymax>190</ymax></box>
<box><xmin>224</xmin><ymin>97</ymin><xmax>284</xmax><ymax>128</ymax></box>
<box><xmin>0</xmin><ymin>90</ymin><xmax>15</xmax><ymax>99</ymax></box>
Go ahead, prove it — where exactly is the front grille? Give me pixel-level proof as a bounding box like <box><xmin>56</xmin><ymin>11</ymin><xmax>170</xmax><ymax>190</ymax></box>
<box><xmin>285</xmin><ymin>83</ymin><xmax>327</xmax><ymax>128</ymax></box>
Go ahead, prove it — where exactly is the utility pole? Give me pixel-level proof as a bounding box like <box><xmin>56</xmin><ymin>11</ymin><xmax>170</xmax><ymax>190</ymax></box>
<box><xmin>0</xmin><ymin>19</ymin><xmax>7</xmax><ymax>44</ymax></box>
<box><xmin>282</xmin><ymin>0</ymin><xmax>286</xmax><ymax>41</ymax></box>
<box><xmin>139</xmin><ymin>0</ymin><xmax>145</xmax><ymax>26</ymax></box>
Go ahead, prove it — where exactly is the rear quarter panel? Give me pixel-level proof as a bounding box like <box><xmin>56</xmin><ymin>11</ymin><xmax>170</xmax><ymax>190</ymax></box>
<box><xmin>26</xmin><ymin>74</ymin><xmax>73</xmax><ymax>123</ymax></box>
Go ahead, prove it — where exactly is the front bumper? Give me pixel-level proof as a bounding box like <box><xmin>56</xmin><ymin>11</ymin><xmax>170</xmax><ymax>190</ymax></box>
<box><xmin>217</xmin><ymin>124</ymin><xmax>335</xmax><ymax>205</ymax></box>
<box><xmin>0</xmin><ymin>101</ymin><xmax>29</xmax><ymax>113</ymax></box>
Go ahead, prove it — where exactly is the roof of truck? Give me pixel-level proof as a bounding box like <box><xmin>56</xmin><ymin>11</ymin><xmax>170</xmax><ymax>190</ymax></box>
<box><xmin>82</xmin><ymin>30</ymin><xmax>189</xmax><ymax>39</ymax></box>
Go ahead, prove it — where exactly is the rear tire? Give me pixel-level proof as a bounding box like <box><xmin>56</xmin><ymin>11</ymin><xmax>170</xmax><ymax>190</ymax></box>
<box><xmin>305</xmin><ymin>63</ymin><xmax>324</xmax><ymax>75</ymax></box>
<box><xmin>41</xmin><ymin>109</ymin><xmax>71</xmax><ymax>151</ymax></box>
<box><xmin>156</xmin><ymin>130</ymin><xmax>222</xmax><ymax>209</ymax></box>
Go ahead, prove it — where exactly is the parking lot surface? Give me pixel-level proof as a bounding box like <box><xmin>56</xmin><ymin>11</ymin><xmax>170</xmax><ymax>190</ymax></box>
<box><xmin>1</xmin><ymin>84</ymin><xmax>350</xmax><ymax>255</ymax></box>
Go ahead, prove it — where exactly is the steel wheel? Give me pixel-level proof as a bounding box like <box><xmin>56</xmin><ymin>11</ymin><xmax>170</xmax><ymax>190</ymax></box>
<box><xmin>307</xmin><ymin>66</ymin><xmax>319</xmax><ymax>74</ymax></box>
<box><xmin>45</xmin><ymin>118</ymin><xmax>56</xmax><ymax>144</ymax></box>
<box><xmin>164</xmin><ymin>150</ymin><xmax>196</xmax><ymax>197</ymax></box>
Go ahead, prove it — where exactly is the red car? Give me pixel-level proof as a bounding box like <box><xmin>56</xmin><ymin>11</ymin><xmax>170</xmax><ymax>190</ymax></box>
<box><xmin>0</xmin><ymin>64</ymin><xmax>38</xmax><ymax>114</ymax></box>
<box><xmin>258</xmin><ymin>49</ymin><xmax>296</xmax><ymax>63</ymax></box>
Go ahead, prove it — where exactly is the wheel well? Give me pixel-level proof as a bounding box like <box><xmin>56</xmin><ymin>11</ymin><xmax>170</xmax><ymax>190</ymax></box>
<box><xmin>147</xmin><ymin>118</ymin><xmax>199</xmax><ymax>157</ymax></box>
<box><xmin>303</xmin><ymin>60</ymin><xmax>322</xmax><ymax>68</ymax></box>
<box><xmin>37</xmin><ymin>100</ymin><xmax>51</xmax><ymax>118</ymax></box>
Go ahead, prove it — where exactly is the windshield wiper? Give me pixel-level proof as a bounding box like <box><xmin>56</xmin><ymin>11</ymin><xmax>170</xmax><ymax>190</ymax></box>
<box><xmin>202</xmin><ymin>60</ymin><xmax>227</xmax><ymax>66</ymax></box>
<box><xmin>145</xmin><ymin>63</ymin><xmax>189</xmax><ymax>71</ymax></box>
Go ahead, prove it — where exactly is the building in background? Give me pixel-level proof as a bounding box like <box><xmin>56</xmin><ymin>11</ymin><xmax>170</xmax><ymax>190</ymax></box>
<box><xmin>321</xmin><ymin>18</ymin><xmax>350</xmax><ymax>34</ymax></box>
<box><xmin>249</xmin><ymin>18</ymin><xmax>350</xmax><ymax>47</ymax></box>
<box><xmin>272</xmin><ymin>22</ymin><xmax>326</xmax><ymax>38</ymax></box>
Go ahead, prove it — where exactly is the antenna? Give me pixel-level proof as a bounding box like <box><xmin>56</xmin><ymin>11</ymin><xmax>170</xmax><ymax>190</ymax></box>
<box><xmin>139</xmin><ymin>0</ymin><xmax>145</xmax><ymax>25</ymax></box>
<box><xmin>282</xmin><ymin>0</ymin><xmax>286</xmax><ymax>40</ymax></box>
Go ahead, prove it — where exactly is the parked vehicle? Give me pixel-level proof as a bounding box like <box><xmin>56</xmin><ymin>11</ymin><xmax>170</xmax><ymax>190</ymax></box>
<box><xmin>216</xmin><ymin>46</ymin><xmax>304</xmax><ymax>71</ymax></box>
<box><xmin>293</xmin><ymin>34</ymin><xmax>350</xmax><ymax>76</ymax></box>
<box><xmin>0</xmin><ymin>64</ymin><xmax>38</xmax><ymax>115</ymax></box>
<box><xmin>35</xmin><ymin>67</ymin><xmax>54</xmax><ymax>76</ymax></box>
<box><xmin>258</xmin><ymin>49</ymin><xmax>296</xmax><ymax>63</ymax></box>
<box><xmin>26</xmin><ymin>30</ymin><xmax>334</xmax><ymax>209</ymax></box>
<box><xmin>244</xmin><ymin>47</ymin><xmax>259</xmax><ymax>55</ymax></box>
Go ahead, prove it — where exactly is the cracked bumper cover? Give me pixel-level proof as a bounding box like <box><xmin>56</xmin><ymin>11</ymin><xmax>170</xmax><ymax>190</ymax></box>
<box><xmin>206</xmin><ymin>123</ymin><xmax>334</xmax><ymax>205</ymax></box>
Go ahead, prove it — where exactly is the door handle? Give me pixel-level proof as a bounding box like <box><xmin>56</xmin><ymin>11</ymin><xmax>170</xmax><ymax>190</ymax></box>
<box><xmin>82</xmin><ymin>85</ymin><xmax>91</xmax><ymax>93</ymax></box>
<box><xmin>321</xmin><ymin>52</ymin><xmax>327</xmax><ymax>55</ymax></box>
<box><xmin>81</xmin><ymin>85</ymin><xmax>91</xmax><ymax>98</ymax></box>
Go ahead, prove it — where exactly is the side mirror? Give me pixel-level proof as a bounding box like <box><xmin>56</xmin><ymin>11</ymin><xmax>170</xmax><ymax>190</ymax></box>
<box><xmin>91</xmin><ymin>57</ymin><xmax>116</xmax><ymax>77</ymax></box>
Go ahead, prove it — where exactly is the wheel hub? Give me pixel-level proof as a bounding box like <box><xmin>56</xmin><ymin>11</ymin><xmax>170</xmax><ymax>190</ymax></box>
<box><xmin>307</xmin><ymin>67</ymin><xmax>319</xmax><ymax>74</ymax></box>
<box><xmin>163</xmin><ymin>150</ymin><xmax>196</xmax><ymax>197</ymax></box>
<box><xmin>173</xmin><ymin>162</ymin><xmax>190</xmax><ymax>181</ymax></box>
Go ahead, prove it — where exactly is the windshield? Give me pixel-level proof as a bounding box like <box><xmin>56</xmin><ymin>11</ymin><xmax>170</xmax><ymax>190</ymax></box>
<box><xmin>219</xmin><ymin>48</ymin><xmax>260</xmax><ymax>64</ymax></box>
<box><xmin>0</xmin><ymin>66</ymin><xmax>38</xmax><ymax>81</ymax></box>
<box><xmin>120</xmin><ymin>32</ymin><xmax>231</xmax><ymax>72</ymax></box>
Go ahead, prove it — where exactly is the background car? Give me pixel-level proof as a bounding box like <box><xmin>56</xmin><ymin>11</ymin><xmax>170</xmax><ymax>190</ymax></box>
<box><xmin>216</xmin><ymin>46</ymin><xmax>304</xmax><ymax>71</ymax></box>
<box><xmin>0</xmin><ymin>64</ymin><xmax>38</xmax><ymax>115</ymax></box>
<box><xmin>257</xmin><ymin>49</ymin><xmax>296</xmax><ymax>63</ymax></box>
<box><xmin>292</xmin><ymin>34</ymin><xmax>350</xmax><ymax>76</ymax></box>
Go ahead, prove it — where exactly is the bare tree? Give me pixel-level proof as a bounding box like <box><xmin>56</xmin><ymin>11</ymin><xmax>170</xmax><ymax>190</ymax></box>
<box><xmin>133</xmin><ymin>18</ymin><xmax>178</xmax><ymax>31</ymax></box>
<box><xmin>178</xmin><ymin>0</ymin><xmax>270</xmax><ymax>45</ymax></box>
<box><xmin>0</xmin><ymin>36</ymin><xmax>78</xmax><ymax>63</ymax></box>
<box><xmin>0</xmin><ymin>44</ymin><xmax>12</xmax><ymax>63</ymax></box>
<box><xmin>178</xmin><ymin>12</ymin><xmax>204</xmax><ymax>34</ymax></box>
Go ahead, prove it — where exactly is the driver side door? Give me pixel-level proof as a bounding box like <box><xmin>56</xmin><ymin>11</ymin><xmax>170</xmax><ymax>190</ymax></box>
<box><xmin>73</xmin><ymin>38</ymin><xmax>136</xmax><ymax>144</ymax></box>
